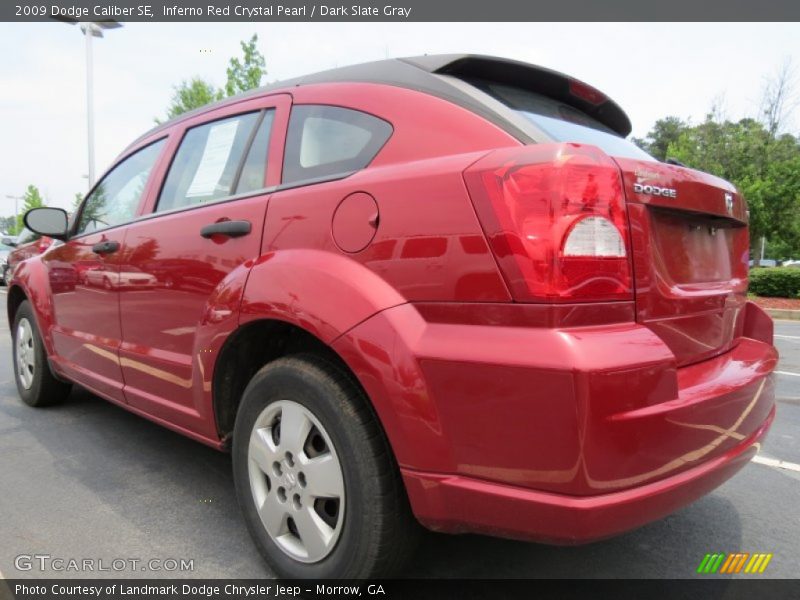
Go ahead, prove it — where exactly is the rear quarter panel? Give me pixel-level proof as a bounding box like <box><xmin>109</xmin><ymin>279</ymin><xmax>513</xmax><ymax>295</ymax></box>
<box><xmin>238</xmin><ymin>82</ymin><xmax>519</xmax><ymax>462</ymax></box>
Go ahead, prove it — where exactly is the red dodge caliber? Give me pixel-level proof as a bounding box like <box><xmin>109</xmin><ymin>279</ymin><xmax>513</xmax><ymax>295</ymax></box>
<box><xmin>10</xmin><ymin>55</ymin><xmax>777</xmax><ymax>578</ymax></box>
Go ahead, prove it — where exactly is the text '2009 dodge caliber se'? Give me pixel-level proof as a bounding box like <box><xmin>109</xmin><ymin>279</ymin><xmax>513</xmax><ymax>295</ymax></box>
<box><xmin>11</xmin><ymin>55</ymin><xmax>777</xmax><ymax>578</ymax></box>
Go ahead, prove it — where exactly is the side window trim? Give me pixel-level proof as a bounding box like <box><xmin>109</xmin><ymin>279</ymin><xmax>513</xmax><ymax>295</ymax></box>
<box><xmin>112</xmin><ymin>164</ymin><xmax>368</xmax><ymax>228</ymax></box>
<box><xmin>230</xmin><ymin>110</ymin><xmax>267</xmax><ymax>193</ymax></box>
<box><xmin>126</xmin><ymin>186</ymin><xmax>277</xmax><ymax>224</ymax></box>
<box><xmin>70</xmin><ymin>137</ymin><xmax>168</xmax><ymax>240</ymax></box>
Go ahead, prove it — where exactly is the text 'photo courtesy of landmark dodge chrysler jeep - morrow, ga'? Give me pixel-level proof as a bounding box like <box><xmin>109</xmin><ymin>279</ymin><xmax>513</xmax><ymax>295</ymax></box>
<box><xmin>10</xmin><ymin>54</ymin><xmax>777</xmax><ymax>579</ymax></box>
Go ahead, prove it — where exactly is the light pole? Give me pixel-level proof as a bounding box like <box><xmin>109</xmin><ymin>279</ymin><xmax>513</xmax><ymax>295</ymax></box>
<box><xmin>80</xmin><ymin>22</ymin><xmax>122</xmax><ymax>188</ymax></box>
<box><xmin>55</xmin><ymin>19</ymin><xmax>122</xmax><ymax>189</ymax></box>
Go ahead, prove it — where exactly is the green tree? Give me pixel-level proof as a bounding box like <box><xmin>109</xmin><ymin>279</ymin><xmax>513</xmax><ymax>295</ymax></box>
<box><xmin>79</xmin><ymin>182</ymin><xmax>107</xmax><ymax>232</ymax></box>
<box><xmin>632</xmin><ymin>116</ymin><xmax>688</xmax><ymax>161</ymax></box>
<box><xmin>164</xmin><ymin>77</ymin><xmax>224</xmax><ymax>120</ymax></box>
<box><xmin>161</xmin><ymin>34</ymin><xmax>267</xmax><ymax>121</ymax></box>
<box><xmin>224</xmin><ymin>34</ymin><xmax>268</xmax><ymax>97</ymax></box>
<box><xmin>16</xmin><ymin>184</ymin><xmax>46</xmax><ymax>233</ymax></box>
<box><xmin>665</xmin><ymin>117</ymin><xmax>800</xmax><ymax>260</ymax></box>
<box><xmin>633</xmin><ymin>62</ymin><xmax>800</xmax><ymax>261</ymax></box>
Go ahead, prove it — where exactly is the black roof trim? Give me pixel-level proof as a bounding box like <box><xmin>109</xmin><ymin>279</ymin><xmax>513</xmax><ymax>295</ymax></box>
<box><xmin>126</xmin><ymin>54</ymin><xmax>631</xmax><ymax>154</ymax></box>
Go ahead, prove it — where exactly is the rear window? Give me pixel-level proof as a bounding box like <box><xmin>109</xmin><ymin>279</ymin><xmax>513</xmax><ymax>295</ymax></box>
<box><xmin>470</xmin><ymin>81</ymin><xmax>655</xmax><ymax>161</ymax></box>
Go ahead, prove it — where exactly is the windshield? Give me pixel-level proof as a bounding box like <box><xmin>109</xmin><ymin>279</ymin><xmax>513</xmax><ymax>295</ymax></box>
<box><xmin>471</xmin><ymin>81</ymin><xmax>655</xmax><ymax>161</ymax></box>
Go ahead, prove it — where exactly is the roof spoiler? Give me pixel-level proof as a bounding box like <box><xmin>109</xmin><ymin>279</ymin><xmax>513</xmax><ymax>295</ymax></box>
<box><xmin>402</xmin><ymin>54</ymin><xmax>632</xmax><ymax>137</ymax></box>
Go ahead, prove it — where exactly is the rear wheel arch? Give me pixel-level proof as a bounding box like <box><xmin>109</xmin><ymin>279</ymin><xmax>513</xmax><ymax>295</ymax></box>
<box><xmin>214</xmin><ymin>249</ymin><xmax>409</xmax><ymax>449</ymax></box>
<box><xmin>212</xmin><ymin>319</ymin><xmax>376</xmax><ymax>446</ymax></box>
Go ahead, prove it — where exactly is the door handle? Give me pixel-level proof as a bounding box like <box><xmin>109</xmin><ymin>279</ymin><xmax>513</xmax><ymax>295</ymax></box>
<box><xmin>200</xmin><ymin>220</ymin><xmax>252</xmax><ymax>239</ymax></box>
<box><xmin>92</xmin><ymin>240</ymin><xmax>120</xmax><ymax>254</ymax></box>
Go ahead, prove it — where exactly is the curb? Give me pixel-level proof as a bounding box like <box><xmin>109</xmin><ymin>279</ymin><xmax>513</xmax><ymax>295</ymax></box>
<box><xmin>764</xmin><ymin>308</ymin><xmax>800</xmax><ymax>321</ymax></box>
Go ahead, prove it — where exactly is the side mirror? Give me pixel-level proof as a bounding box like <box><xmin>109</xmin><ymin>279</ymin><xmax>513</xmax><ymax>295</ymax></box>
<box><xmin>24</xmin><ymin>207</ymin><xmax>69</xmax><ymax>240</ymax></box>
<box><xmin>1</xmin><ymin>237</ymin><xmax>17</xmax><ymax>247</ymax></box>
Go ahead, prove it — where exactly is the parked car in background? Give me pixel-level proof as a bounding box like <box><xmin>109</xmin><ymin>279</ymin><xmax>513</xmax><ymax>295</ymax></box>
<box><xmin>750</xmin><ymin>259</ymin><xmax>779</xmax><ymax>268</ymax></box>
<box><xmin>783</xmin><ymin>259</ymin><xmax>800</xmax><ymax>268</ymax></box>
<box><xmin>84</xmin><ymin>264</ymin><xmax>158</xmax><ymax>290</ymax></box>
<box><xmin>5</xmin><ymin>228</ymin><xmax>52</xmax><ymax>285</ymax></box>
<box><xmin>0</xmin><ymin>240</ymin><xmax>15</xmax><ymax>285</ymax></box>
<box><xmin>9</xmin><ymin>54</ymin><xmax>777</xmax><ymax>579</ymax></box>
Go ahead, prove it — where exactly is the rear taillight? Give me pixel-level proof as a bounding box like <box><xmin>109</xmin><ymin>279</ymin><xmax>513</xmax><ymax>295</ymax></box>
<box><xmin>463</xmin><ymin>143</ymin><xmax>632</xmax><ymax>302</ymax></box>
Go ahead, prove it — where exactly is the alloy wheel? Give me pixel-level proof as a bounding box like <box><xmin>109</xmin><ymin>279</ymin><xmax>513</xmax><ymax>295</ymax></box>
<box><xmin>16</xmin><ymin>318</ymin><xmax>35</xmax><ymax>390</ymax></box>
<box><xmin>247</xmin><ymin>399</ymin><xmax>345</xmax><ymax>563</ymax></box>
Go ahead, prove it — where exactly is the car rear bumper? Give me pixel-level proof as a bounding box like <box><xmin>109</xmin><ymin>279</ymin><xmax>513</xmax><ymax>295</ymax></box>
<box><xmin>401</xmin><ymin>404</ymin><xmax>773</xmax><ymax>543</ymax></box>
<box><xmin>334</xmin><ymin>300</ymin><xmax>777</xmax><ymax>542</ymax></box>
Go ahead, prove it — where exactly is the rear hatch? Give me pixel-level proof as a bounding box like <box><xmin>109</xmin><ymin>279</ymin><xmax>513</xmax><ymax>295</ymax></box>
<box><xmin>613</xmin><ymin>159</ymin><xmax>748</xmax><ymax>365</ymax></box>
<box><xmin>457</xmin><ymin>76</ymin><xmax>749</xmax><ymax>366</ymax></box>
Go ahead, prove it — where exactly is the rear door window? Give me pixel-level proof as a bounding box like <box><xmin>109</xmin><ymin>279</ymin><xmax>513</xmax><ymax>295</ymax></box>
<box><xmin>282</xmin><ymin>105</ymin><xmax>392</xmax><ymax>184</ymax></box>
<box><xmin>157</xmin><ymin>112</ymin><xmax>265</xmax><ymax>212</ymax></box>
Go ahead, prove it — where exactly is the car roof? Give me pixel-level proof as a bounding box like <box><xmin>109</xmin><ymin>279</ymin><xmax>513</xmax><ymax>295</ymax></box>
<box><xmin>128</xmin><ymin>54</ymin><xmax>632</xmax><ymax>153</ymax></box>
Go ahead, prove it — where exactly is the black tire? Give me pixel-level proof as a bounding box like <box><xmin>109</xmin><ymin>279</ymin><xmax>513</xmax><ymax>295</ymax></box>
<box><xmin>12</xmin><ymin>300</ymin><xmax>71</xmax><ymax>407</ymax></box>
<box><xmin>232</xmin><ymin>354</ymin><xmax>420</xmax><ymax>579</ymax></box>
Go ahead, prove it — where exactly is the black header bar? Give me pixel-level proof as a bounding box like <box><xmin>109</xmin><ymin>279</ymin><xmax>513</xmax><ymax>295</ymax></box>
<box><xmin>5</xmin><ymin>0</ymin><xmax>800</xmax><ymax>22</ymax></box>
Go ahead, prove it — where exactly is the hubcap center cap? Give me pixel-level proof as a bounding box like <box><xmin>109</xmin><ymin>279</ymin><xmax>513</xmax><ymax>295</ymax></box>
<box><xmin>282</xmin><ymin>471</ymin><xmax>297</xmax><ymax>490</ymax></box>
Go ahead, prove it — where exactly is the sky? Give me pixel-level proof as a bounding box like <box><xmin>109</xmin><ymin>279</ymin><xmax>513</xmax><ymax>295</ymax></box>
<box><xmin>1</xmin><ymin>22</ymin><xmax>798</xmax><ymax>216</ymax></box>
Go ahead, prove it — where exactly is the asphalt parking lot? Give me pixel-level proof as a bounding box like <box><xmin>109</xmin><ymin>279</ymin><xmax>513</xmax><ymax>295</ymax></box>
<box><xmin>0</xmin><ymin>286</ymin><xmax>798</xmax><ymax>579</ymax></box>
